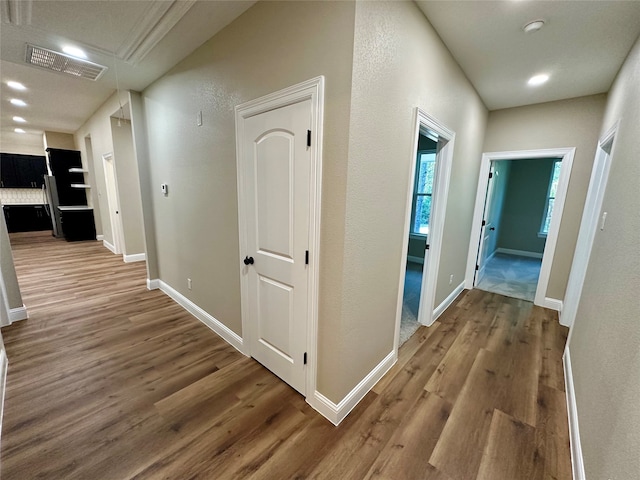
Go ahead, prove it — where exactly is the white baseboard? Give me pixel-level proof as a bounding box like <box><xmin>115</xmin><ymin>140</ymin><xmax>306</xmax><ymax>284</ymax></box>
<box><xmin>96</xmin><ymin>235</ymin><xmax>104</xmax><ymax>241</ymax></box>
<box><xmin>407</xmin><ymin>255</ymin><xmax>424</xmax><ymax>265</ymax></box>
<box><xmin>564</xmin><ymin>347</ymin><xmax>586</xmax><ymax>480</ymax></box>
<box><xmin>103</xmin><ymin>240</ymin><xmax>117</xmax><ymax>254</ymax></box>
<box><xmin>123</xmin><ymin>253</ymin><xmax>146</xmax><ymax>263</ymax></box>
<box><xmin>307</xmin><ymin>350</ymin><xmax>396</xmax><ymax>425</ymax></box>
<box><xmin>8</xmin><ymin>305</ymin><xmax>27</xmax><ymax>323</ymax></box>
<box><xmin>0</xmin><ymin>348</ymin><xmax>7</xmax><ymax>444</ymax></box>
<box><xmin>431</xmin><ymin>281</ymin><xmax>465</xmax><ymax>324</ymax></box>
<box><xmin>146</xmin><ymin>279</ymin><xmax>160</xmax><ymax>290</ymax></box>
<box><xmin>539</xmin><ymin>297</ymin><xmax>563</xmax><ymax>312</ymax></box>
<box><xmin>157</xmin><ymin>280</ymin><xmax>245</xmax><ymax>355</ymax></box>
<box><xmin>496</xmin><ymin>248</ymin><xmax>543</xmax><ymax>259</ymax></box>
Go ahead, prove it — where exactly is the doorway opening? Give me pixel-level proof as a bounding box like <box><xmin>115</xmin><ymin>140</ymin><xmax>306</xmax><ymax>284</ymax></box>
<box><xmin>102</xmin><ymin>152</ymin><xmax>124</xmax><ymax>254</ymax></box>
<box><xmin>465</xmin><ymin>148</ymin><xmax>575</xmax><ymax>310</ymax></box>
<box><xmin>396</xmin><ymin>109</ymin><xmax>455</xmax><ymax>349</ymax></box>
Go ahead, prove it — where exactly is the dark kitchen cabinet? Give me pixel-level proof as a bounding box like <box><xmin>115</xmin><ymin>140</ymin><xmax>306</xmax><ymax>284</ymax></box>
<box><xmin>3</xmin><ymin>205</ymin><xmax>52</xmax><ymax>232</ymax></box>
<box><xmin>59</xmin><ymin>209</ymin><xmax>95</xmax><ymax>241</ymax></box>
<box><xmin>0</xmin><ymin>153</ymin><xmax>47</xmax><ymax>188</ymax></box>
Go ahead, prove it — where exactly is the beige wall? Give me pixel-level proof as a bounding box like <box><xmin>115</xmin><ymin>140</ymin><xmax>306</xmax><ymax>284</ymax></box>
<box><xmin>0</xmin><ymin>213</ymin><xmax>21</xmax><ymax>310</ymax></box>
<box><xmin>483</xmin><ymin>94</ymin><xmax>606</xmax><ymax>299</ymax></box>
<box><xmin>141</xmin><ymin>0</ymin><xmax>355</xmax><ymax>383</ymax></box>
<box><xmin>110</xmin><ymin>118</ymin><xmax>145</xmax><ymax>256</ymax></box>
<box><xmin>0</xmin><ymin>135</ymin><xmax>44</xmax><ymax>156</ymax></box>
<box><xmin>43</xmin><ymin>131</ymin><xmax>75</xmax><ymax>150</ymax></box>
<box><xmin>75</xmin><ymin>91</ymin><xmax>144</xmax><ymax>254</ymax></box>
<box><xmin>333</xmin><ymin>1</ymin><xmax>488</xmax><ymax>401</ymax></box>
<box><xmin>568</xmin><ymin>36</ymin><xmax>640</xmax><ymax>479</ymax></box>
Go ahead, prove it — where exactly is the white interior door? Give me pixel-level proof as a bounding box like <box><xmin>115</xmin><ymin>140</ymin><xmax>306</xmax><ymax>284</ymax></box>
<box><xmin>241</xmin><ymin>99</ymin><xmax>311</xmax><ymax>395</ymax></box>
<box><xmin>102</xmin><ymin>153</ymin><xmax>124</xmax><ymax>254</ymax></box>
<box><xmin>475</xmin><ymin>165</ymin><xmax>497</xmax><ymax>284</ymax></box>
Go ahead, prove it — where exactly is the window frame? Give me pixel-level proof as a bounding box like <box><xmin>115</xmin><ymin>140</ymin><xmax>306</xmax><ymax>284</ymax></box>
<box><xmin>538</xmin><ymin>159</ymin><xmax>562</xmax><ymax>238</ymax></box>
<box><xmin>410</xmin><ymin>149</ymin><xmax>437</xmax><ymax>237</ymax></box>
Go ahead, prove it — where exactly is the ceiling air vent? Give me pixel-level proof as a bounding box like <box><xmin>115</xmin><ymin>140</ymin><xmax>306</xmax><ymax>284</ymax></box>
<box><xmin>25</xmin><ymin>44</ymin><xmax>107</xmax><ymax>81</ymax></box>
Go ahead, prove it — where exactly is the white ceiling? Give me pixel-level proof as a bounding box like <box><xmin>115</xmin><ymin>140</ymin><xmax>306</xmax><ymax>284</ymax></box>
<box><xmin>0</xmin><ymin>0</ymin><xmax>256</xmax><ymax>149</ymax></box>
<box><xmin>416</xmin><ymin>0</ymin><xmax>640</xmax><ymax>110</ymax></box>
<box><xmin>1</xmin><ymin>1</ymin><xmax>640</xmax><ymax>151</ymax></box>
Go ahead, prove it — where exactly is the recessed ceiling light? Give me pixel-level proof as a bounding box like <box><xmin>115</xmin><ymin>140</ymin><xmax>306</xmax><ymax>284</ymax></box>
<box><xmin>13</xmin><ymin>116</ymin><xmax>26</xmax><ymax>123</ymax></box>
<box><xmin>14</xmin><ymin>128</ymin><xmax>26</xmax><ymax>134</ymax></box>
<box><xmin>62</xmin><ymin>45</ymin><xmax>87</xmax><ymax>59</ymax></box>
<box><xmin>528</xmin><ymin>74</ymin><xmax>550</xmax><ymax>86</ymax></box>
<box><xmin>523</xmin><ymin>20</ymin><xmax>545</xmax><ymax>34</ymax></box>
<box><xmin>7</xmin><ymin>81</ymin><xmax>27</xmax><ymax>90</ymax></box>
<box><xmin>10</xmin><ymin>98</ymin><xmax>27</xmax><ymax>106</ymax></box>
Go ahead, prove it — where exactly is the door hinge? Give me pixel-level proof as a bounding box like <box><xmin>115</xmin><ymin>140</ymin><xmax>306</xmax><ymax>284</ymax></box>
<box><xmin>475</xmin><ymin>264</ymin><xmax>479</xmax><ymax>271</ymax></box>
<box><xmin>305</xmin><ymin>250</ymin><xmax>309</xmax><ymax>265</ymax></box>
<box><xmin>304</xmin><ymin>352</ymin><xmax>307</xmax><ymax>365</ymax></box>
<box><xmin>425</xmin><ymin>244</ymin><xmax>430</xmax><ymax>250</ymax></box>
<box><xmin>307</xmin><ymin>130</ymin><xmax>311</xmax><ymax>147</ymax></box>
<box><xmin>481</xmin><ymin>220</ymin><xmax>486</xmax><ymax>227</ymax></box>
<box><xmin>488</xmin><ymin>172</ymin><xmax>493</xmax><ymax>179</ymax></box>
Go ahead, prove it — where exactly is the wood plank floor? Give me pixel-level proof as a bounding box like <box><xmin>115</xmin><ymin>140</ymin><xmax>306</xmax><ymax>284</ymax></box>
<box><xmin>1</xmin><ymin>231</ymin><xmax>572</xmax><ymax>479</ymax></box>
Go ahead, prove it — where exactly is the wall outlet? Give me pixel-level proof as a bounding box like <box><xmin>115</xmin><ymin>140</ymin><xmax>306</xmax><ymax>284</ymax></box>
<box><xmin>187</xmin><ymin>278</ymin><xmax>192</xmax><ymax>290</ymax></box>
<box><xmin>449</xmin><ymin>274</ymin><xmax>454</xmax><ymax>285</ymax></box>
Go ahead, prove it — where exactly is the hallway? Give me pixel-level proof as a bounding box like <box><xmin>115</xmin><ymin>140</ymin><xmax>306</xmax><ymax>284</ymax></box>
<box><xmin>1</xmin><ymin>232</ymin><xmax>571</xmax><ymax>479</ymax></box>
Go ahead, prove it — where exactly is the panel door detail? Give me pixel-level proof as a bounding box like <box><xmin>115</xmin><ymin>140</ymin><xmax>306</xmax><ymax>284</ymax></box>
<box><xmin>241</xmin><ymin>99</ymin><xmax>311</xmax><ymax>394</ymax></box>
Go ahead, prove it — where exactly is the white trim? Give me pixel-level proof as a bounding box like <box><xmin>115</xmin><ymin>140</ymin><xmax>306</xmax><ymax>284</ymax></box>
<box><xmin>102</xmin><ymin>239</ymin><xmax>117</xmax><ymax>254</ymax></box>
<box><xmin>235</xmin><ymin>76</ymin><xmax>324</xmax><ymax>399</ymax></box>
<box><xmin>432</xmin><ymin>282</ymin><xmax>465</xmax><ymax>322</ymax></box>
<box><xmin>465</xmin><ymin>148</ymin><xmax>576</xmax><ymax>311</ymax></box>
<box><xmin>123</xmin><ymin>253</ymin><xmax>146</xmax><ymax>263</ymax></box>
<box><xmin>307</xmin><ymin>350</ymin><xmax>396</xmax><ymax>425</ymax></box>
<box><xmin>540</xmin><ymin>297</ymin><xmax>563</xmax><ymax>312</ymax></box>
<box><xmin>102</xmin><ymin>152</ymin><xmax>124</xmax><ymax>255</ymax></box>
<box><xmin>9</xmin><ymin>305</ymin><xmax>28</xmax><ymax>322</ymax></box>
<box><xmin>562</xmin><ymin>121</ymin><xmax>619</xmax><ymax>329</ymax></box>
<box><xmin>146</xmin><ymin>278</ymin><xmax>160</xmax><ymax>290</ymax></box>
<box><xmin>564</xmin><ymin>348</ymin><xmax>586</xmax><ymax>480</ymax></box>
<box><xmin>407</xmin><ymin>255</ymin><xmax>424</xmax><ymax>265</ymax></box>
<box><xmin>395</xmin><ymin>108</ymin><xmax>456</xmax><ymax>354</ymax></box>
<box><xmin>157</xmin><ymin>280</ymin><xmax>245</xmax><ymax>355</ymax></box>
<box><xmin>495</xmin><ymin>247</ymin><xmax>543</xmax><ymax>259</ymax></box>
<box><xmin>96</xmin><ymin>235</ymin><xmax>104</xmax><ymax>241</ymax></box>
<box><xmin>0</xmin><ymin>347</ymin><xmax>7</xmax><ymax>445</ymax></box>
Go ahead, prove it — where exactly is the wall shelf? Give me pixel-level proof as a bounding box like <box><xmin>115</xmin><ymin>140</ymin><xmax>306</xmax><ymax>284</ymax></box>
<box><xmin>70</xmin><ymin>184</ymin><xmax>91</xmax><ymax>189</ymax></box>
<box><xmin>68</xmin><ymin>168</ymin><xmax>88</xmax><ymax>173</ymax></box>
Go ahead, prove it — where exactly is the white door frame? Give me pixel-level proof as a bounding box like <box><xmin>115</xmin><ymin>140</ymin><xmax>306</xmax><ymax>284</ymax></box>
<box><xmin>235</xmin><ymin>77</ymin><xmax>324</xmax><ymax>398</ymax></box>
<box><xmin>562</xmin><ymin>122</ymin><xmax>619</xmax><ymax>329</ymax></box>
<box><xmin>102</xmin><ymin>152</ymin><xmax>124</xmax><ymax>255</ymax></box>
<box><xmin>394</xmin><ymin>108</ymin><xmax>455</xmax><ymax>351</ymax></box>
<box><xmin>465</xmin><ymin>147</ymin><xmax>576</xmax><ymax>310</ymax></box>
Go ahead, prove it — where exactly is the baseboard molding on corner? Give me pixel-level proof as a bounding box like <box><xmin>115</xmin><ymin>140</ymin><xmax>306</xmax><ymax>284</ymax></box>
<box><xmin>564</xmin><ymin>348</ymin><xmax>586</xmax><ymax>480</ymax></box>
<box><xmin>103</xmin><ymin>240</ymin><xmax>117</xmax><ymax>254</ymax></box>
<box><xmin>96</xmin><ymin>235</ymin><xmax>104</xmax><ymax>241</ymax></box>
<box><xmin>157</xmin><ymin>280</ymin><xmax>245</xmax><ymax>355</ymax></box>
<box><xmin>407</xmin><ymin>255</ymin><xmax>425</xmax><ymax>265</ymax></box>
<box><xmin>308</xmin><ymin>350</ymin><xmax>396</xmax><ymax>425</ymax></box>
<box><xmin>8</xmin><ymin>305</ymin><xmax>28</xmax><ymax>323</ymax></box>
<box><xmin>146</xmin><ymin>279</ymin><xmax>160</xmax><ymax>290</ymax></box>
<box><xmin>541</xmin><ymin>297</ymin><xmax>563</xmax><ymax>312</ymax></box>
<box><xmin>496</xmin><ymin>248</ymin><xmax>543</xmax><ymax>259</ymax></box>
<box><xmin>0</xmin><ymin>348</ymin><xmax>7</xmax><ymax>444</ymax></box>
<box><xmin>123</xmin><ymin>253</ymin><xmax>146</xmax><ymax>263</ymax></box>
<box><xmin>432</xmin><ymin>281</ymin><xmax>466</xmax><ymax>323</ymax></box>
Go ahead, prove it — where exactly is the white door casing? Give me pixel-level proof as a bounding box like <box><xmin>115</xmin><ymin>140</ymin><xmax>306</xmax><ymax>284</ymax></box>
<box><xmin>476</xmin><ymin>164</ymin><xmax>497</xmax><ymax>284</ymax></box>
<box><xmin>102</xmin><ymin>153</ymin><xmax>124</xmax><ymax>254</ymax></box>
<box><xmin>465</xmin><ymin>148</ymin><xmax>575</xmax><ymax>310</ymax></box>
<box><xmin>236</xmin><ymin>77</ymin><xmax>324</xmax><ymax>397</ymax></box>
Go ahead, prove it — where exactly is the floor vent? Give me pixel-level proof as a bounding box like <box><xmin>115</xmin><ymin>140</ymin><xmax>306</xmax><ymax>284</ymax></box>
<box><xmin>25</xmin><ymin>44</ymin><xmax>107</xmax><ymax>81</ymax></box>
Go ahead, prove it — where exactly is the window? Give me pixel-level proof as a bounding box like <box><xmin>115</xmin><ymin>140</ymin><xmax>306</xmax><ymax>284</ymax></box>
<box><xmin>411</xmin><ymin>151</ymin><xmax>436</xmax><ymax>236</ymax></box>
<box><xmin>539</xmin><ymin>160</ymin><xmax>562</xmax><ymax>237</ymax></box>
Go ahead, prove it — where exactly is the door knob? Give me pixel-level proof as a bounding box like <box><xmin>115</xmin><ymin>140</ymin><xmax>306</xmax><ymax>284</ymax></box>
<box><xmin>244</xmin><ymin>256</ymin><xmax>254</xmax><ymax>265</ymax></box>
<box><xmin>489</xmin><ymin>227</ymin><xmax>495</xmax><ymax>231</ymax></box>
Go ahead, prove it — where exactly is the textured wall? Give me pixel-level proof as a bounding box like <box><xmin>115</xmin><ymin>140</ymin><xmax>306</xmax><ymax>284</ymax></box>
<box><xmin>336</xmin><ymin>0</ymin><xmax>488</xmax><ymax>401</ymax></box>
<box><xmin>568</xmin><ymin>36</ymin><xmax>640</xmax><ymax>480</ymax></box>
<box><xmin>141</xmin><ymin>0</ymin><xmax>356</xmax><ymax>374</ymax></box>
<box><xmin>0</xmin><ymin>213</ymin><xmax>21</xmax><ymax>310</ymax></box>
<box><xmin>483</xmin><ymin>94</ymin><xmax>606</xmax><ymax>299</ymax></box>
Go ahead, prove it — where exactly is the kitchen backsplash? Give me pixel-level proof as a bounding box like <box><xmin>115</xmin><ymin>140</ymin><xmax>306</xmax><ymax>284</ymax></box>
<box><xmin>0</xmin><ymin>188</ymin><xmax>47</xmax><ymax>205</ymax></box>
